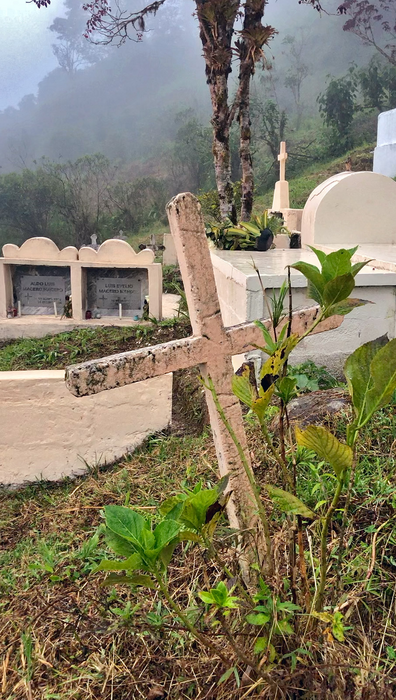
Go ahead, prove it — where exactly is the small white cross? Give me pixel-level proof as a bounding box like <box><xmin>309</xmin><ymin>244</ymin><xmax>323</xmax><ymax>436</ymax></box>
<box><xmin>278</xmin><ymin>141</ymin><xmax>288</xmax><ymax>182</ymax></box>
<box><xmin>66</xmin><ymin>194</ymin><xmax>342</xmax><ymax>535</ymax></box>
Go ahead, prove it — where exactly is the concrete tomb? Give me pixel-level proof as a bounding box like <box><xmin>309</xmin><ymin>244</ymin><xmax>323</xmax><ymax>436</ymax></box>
<box><xmin>0</xmin><ymin>236</ymin><xmax>162</xmax><ymax>323</ymax></box>
<box><xmin>301</xmin><ymin>171</ymin><xmax>396</xmax><ymax>248</ymax></box>
<box><xmin>373</xmin><ymin>108</ymin><xmax>396</xmax><ymax>178</ymax></box>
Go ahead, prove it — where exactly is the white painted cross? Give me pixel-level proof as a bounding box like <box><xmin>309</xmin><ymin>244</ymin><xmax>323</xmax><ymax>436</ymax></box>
<box><xmin>65</xmin><ymin>193</ymin><xmax>342</xmax><ymax>535</ymax></box>
<box><xmin>278</xmin><ymin>141</ymin><xmax>288</xmax><ymax>182</ymax></box>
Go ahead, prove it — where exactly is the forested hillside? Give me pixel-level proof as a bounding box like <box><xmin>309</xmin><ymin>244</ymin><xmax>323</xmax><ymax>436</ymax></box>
<box><xmin>0</xmin><ymin>0</ymin><xmax>393</xmax><ymax>248</ymax></box>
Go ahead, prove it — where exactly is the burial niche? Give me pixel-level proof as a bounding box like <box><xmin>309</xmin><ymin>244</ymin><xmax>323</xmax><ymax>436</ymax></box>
<box><xmin>12</xmin><ymin>265</ymin><xmax>71</xmax><ymax>315</ymax></box>
<box><xmin>85</xmin><ymin>267</ymin><xmax>148</xmax><ymax>318</ymax></box>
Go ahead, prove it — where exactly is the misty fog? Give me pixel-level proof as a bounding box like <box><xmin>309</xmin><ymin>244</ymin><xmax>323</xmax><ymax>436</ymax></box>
<box><xmin>0</xmin><ymin>0</ymin><xmax>385</xmax><ymax>249</ymax></box>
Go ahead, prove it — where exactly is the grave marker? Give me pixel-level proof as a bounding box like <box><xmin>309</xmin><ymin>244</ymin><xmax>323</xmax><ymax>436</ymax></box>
<box><xmin>272</xmin><ymin>141</ymin><xmax>290</xmax><ymax>211</ymax></box>
<box><xmin>66</xmin><ymin>193</ymin><xmax>343</xmax><ymax>534</ymax></box>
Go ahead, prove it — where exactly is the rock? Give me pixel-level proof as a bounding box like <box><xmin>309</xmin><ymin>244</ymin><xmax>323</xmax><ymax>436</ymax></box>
<box><xmin>271</xmin><ymin>388</ymin><xmax>350</xmax><ymax>432</ymax></box>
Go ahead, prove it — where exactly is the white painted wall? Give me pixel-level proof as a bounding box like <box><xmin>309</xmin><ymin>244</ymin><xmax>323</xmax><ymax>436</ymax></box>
<box><xmin>373</xmin><ymin>108</ymin><xmax>396</xmax><ymax>178</ymax></box>
<box><xmin>0</xmin><ymin>372</ymin><xmax>172</xmax><ymax>487</ymax></box>
<box><xmin>301</xmin><ymin>172</ymin><xmax>396</xmax><ymax>247</ymax></box>
<box><xmin>211</xmin><ymin>249</ymin><xmax>396</xmax><ymax>374</ymax></box>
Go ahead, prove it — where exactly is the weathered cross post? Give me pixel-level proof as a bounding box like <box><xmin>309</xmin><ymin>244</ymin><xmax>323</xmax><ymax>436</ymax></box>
<box><xmin>65</xmin><ymin>193</ymin><xmax>342</xmax><ymax>536</ymax></box>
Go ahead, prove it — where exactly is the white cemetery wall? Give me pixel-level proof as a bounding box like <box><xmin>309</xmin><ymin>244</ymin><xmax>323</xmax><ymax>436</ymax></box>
<box><xmin>0</xmin><ymin>371</ymin><xmax>172</xmax><ymax>487</ymax></box>
<box><xmin>373</xmin><ymin>108</ymin><xmax>396</xmax><ymax>178</ymax></box>
<box><xmin>211</xmin><ymin>250</ymin><xmax>396</xmax><ymax>374</ymax></box>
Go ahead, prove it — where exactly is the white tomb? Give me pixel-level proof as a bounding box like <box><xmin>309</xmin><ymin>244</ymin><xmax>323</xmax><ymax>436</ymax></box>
<box><xmin>0</xmin><ymin>237</ymin><xmax>163</xmax><ymax>331</ymax></box>
<box><xmin>211</xmin><ymin>248</ymin><xmax>396</xmax><ymax>373</ymax></box>
<box><xmin>301</xmin><ymin>171</ymin><xmax>396</xmax><ymax>247</ymax></box>
<box><xmin>373</xmin><ymin>108</ymin><xmax>396</xmax><ymax>178</ymax></box>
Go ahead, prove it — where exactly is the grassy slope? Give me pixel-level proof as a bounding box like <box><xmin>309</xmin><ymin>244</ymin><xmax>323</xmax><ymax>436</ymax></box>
<box><xmin>1</xmin><ymin>404</ymin><xmax>396</xmax><ymax>698</ymax></box>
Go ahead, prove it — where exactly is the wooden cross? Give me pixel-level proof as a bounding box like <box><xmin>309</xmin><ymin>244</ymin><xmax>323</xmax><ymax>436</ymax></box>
<box><xmin>278</xmin><ymin>141</ymin><xmax>288</xmax><ymax>182</ymax></box>
<box><xmin>65</xmin><ymin>193</ymin><xmax>343</xmax><ymax>535</ymax></box>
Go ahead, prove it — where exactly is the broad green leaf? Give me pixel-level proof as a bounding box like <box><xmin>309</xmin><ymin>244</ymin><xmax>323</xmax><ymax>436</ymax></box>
<box><xmin>323</xmin><ymin>273</ymin><xmax>355</xmax><ymax>308</ymax></box>
<box><xmin>253</xmin><ymin>636</ymin><xmax>268</xmax><ymax>653</ymax></box>
<box><xmin>102</xmin><ymin>573</ymin><xmax>157</xmax><ymax>589</ymax></box>
<box><xmin>140</xmin><ymin>528</ymin><xmax>155</xmax><ymax>551</ymax></box>
<box><xmin>232</xmin><ymin>372</ymin><xmax>256</xmax><ymax>408</ymax></box>
<box><xmin>364</xmin><ymin>338</ymin><xmax>396</xmax><ymax>420</ymax></box>
<box><xmin>324</xmin><ymin>297</ymin><xmax>370</xmax><ymax>319</ymax></box>
<box><xmin>105</xmin><ymin>528</ymin><xmax>137</xmax><ymax>558</ymax></box>
<box><xmin>321</xmin><ymin>249</ymin><xmax>354</xmax><ymax>283</ymax></box>
<box><xmin>295</xmin><ymin>425</ymin><xmax>352</xmax><ymax>479</ymax></box>
<box><xmin>93</xmin><ymin>552</ymin><xmax>142</xmax><ymax>573</ymax></box>
<box><xmin>153</xmin><ymin>520</ymin><xmax>181</xmax><ymax>549</ymax></box>
<box><xmin>159</xmin><ymin>541</ymin><xmax>178</xmax><ymax>568</ymax></box>
<box><xmin>344</xmin><ymin>336</ymin><xmax>389</xmax><ymax>426</ymax></box>
<box><xmin>275</xmin><ymin>376</ymin><xmax>298</xmax><ymax>404</ymax></box>
<box><xmin>289</xmin><ymin>261</ymin><xmax>324</xmax><ymax>304</ymax></box>
<box><xmin>159</xmin><ymin>495</ymin><xmax>185</xmax><ymax>520</ymax></box>
<box><xmin>346</xmin><ymin>245</ymin><xmax>359</xmax><ymax>258</ymax></box>
<box><xmin>274</xmin><ymin>619</ymin><xmax>294</xmax><ymax>635</ymax></box>
<box><xmin>178</xmin><ymin>530</ymin><xmax>202</xmax><ymax>543</ymax></box>
<box><xmin>266</xmin><ymin>485</ymin><xmax>316</xmax><ymax>520</ymax></box>
<box><xmin>252</xmin><ymin>394</ymin><xmax>273</xmax><ymax>422</ymax></box>
<box><xmin>179</xmin><ymin>489</ymin><xmax>219</xmax><ymax>531</ymax></box>
<box><xmin>105</xmin><ymin>506</ymin><xmax>147</xmax><ymax>546</ymax></box>
<box><xmin>308</xmin><ymin>245</ymin><xmax>327</xmax><ymax>266</ymax></box>
<box><xmin>332</xmin><ymin>611</ymin><xmax>345</xmax><ymax>642</ymax></box>
<box><xmin>199</xmin><ymin>591</ymin><xmax>215</xmax><ymax>604</ymax></box>
<box><xmin>351</xmin><ymin>260</ymin><xmax>371</xmax><ymax>277</ymax></box>
<box><xmin>246</xmin><ymin>612</ymin><xmax>271</xmax><ymax>625</ymax></box>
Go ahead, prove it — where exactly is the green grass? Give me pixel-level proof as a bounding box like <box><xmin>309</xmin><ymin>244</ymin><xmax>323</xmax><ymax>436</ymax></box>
<box><xmin>1</xmin><ymin>402</ymin><xmax>396</xmax><ymax>698</ymax></box>
<box><xmin>0</xmin><ymin>318</ymin><xmax>190</xmax><ymax>371</ymax></box>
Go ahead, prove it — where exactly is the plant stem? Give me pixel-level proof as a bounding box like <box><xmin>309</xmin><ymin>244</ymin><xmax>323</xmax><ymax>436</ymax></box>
<box><xmin>219</xmin><ymin>614</ymin><xmax>259</xmax><ymax>673</ymax></box>
<box><xmin>335</xmin><ymin>451</ymin><xmax>358</xmax><ymax>591</ymax></box>
<box><xmin>259</xmin><ymin>418</ymin><xmax>293</xmax><ymax>490</ymax></box>
<box><xmin>313</xmin><ymin>477</ymin><xmax>344</xmax><ymax>612</ymax></box>
<box><xmin>153</xmin><ymin>572</ymin><xmax>231</xmax><ymax>667</ymax></box>
<box><xmin>207</xmin><ymin>377</ymin><xmax>273</xmax><ymax>570</ymax></box>
<box><xmin>202</xmin><ymin>535</ymin><xmax>255</xmax><ymax>606</ymax></box>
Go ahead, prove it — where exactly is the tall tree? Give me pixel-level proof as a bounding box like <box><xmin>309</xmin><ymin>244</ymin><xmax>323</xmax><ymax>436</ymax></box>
<box><xmin>50</xmin><ymin>0</ymin><xmax>101</xmax><ymax>74</ymax></box>
<box><xmin>76</xmin><ymin>0</ymin><xmax>276</xmax><ymax>222</ymax></box>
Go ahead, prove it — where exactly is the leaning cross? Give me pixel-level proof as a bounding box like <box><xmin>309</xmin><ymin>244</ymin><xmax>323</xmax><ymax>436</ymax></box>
<box><xmin>278</xmin><ymin>141</ymin><xmax>288</xmax><ymax>182</ymax></box>
<box><xmin>65</xmin><ymin>193</ymin><xmax>342</xmax><ymax>534</ymax></box>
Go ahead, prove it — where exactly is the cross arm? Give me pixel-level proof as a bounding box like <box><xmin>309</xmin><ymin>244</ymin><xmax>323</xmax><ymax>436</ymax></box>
<box><xmin>65</xmin><ymin>306</ymin><xmax>343</xmax><ymax>397</ymax></box>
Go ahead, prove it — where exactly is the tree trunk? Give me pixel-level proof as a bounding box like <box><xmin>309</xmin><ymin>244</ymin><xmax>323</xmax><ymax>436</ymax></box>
<box><xmin>236</xmin><ymin>0</ymin><xmax>267</xmax><ymax>222</ymax></box>
<box><xmin>195</xmin><ymin>0</ymin><xmax>240</xmax><ymax>223</ymax></box>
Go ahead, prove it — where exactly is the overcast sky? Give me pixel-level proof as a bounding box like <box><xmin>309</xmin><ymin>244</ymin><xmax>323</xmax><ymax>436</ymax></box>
<box><xmin>0</xmin><ymin>0</ymin><xmax>66</xmax><ymax>110</ymax></box>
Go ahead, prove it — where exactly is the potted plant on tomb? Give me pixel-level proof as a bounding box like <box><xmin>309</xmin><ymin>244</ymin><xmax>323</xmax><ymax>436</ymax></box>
<box><xmin>227</xmin><ymin>210</ymin><xmax>290</xmax><ymax>251</ymax></box>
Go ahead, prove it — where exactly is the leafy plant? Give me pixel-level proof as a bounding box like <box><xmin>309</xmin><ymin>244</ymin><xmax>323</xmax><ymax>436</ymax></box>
<box><xmin>88</xmin><ymin>245</ymin><xmax>396</xmax><ymax>691</ymax></box>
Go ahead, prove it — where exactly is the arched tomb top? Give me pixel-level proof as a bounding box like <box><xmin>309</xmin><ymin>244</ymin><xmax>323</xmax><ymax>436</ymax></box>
<box><xmin>79</xmin><ymin>239</ymin><xmax>155</xmax><ymax>265</ymax></box>
<box><xmin>2</xmin><ymin>237</ymin><xmax>78</xmax><ymax>261</ymax></box>
<box><xmin>301</xmin><ymin>171</ymin><xmax>396</xmax><ymax>247</ymax></box>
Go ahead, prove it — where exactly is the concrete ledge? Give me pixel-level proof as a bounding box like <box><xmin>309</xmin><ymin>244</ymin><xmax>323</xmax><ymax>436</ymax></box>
<box><xmin>0</xmin><ymin>371</ymin><xmax>172</xmax><ymax>487</ymax></box>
